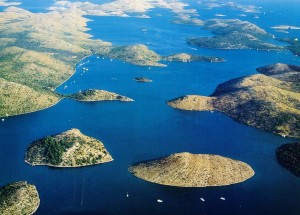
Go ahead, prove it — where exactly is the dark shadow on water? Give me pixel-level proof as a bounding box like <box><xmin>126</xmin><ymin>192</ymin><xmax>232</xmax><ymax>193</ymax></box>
<box><xmin>60</xmin><ymin>211</ymin><xmax>113</xmax><ymax>215</ymax></box>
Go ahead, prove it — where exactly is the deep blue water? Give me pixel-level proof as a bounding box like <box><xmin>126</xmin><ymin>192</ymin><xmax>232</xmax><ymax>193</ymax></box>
<box><xmin>1</xmin><ymin>1</ymin><xmax>300</xmax><ymax>215</ymax></box>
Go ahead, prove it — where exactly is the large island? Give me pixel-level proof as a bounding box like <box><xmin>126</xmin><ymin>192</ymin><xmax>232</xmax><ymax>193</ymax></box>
<box><xmin>187</xmin><ymin>19</ymin><xmax>281</xmax><ymax>50</ymax></box>
<box><xmin>0</xmin><ymin>181</ymin><xmax>40</xmax><ymax>215</ymax></box>
<box><xmin>129</xmin><ymin>152</ymin><xmax>254</xmax><ymax>187</ymax></box>
<box><xmin>168</xmin><ymin>63</ymin><xmax>300</xmax><ymax>138</ymax></box>
<box><xmin>25</xmin><ymin>129</ymin><xmax>113</xmax><ymax>167</ymax></box>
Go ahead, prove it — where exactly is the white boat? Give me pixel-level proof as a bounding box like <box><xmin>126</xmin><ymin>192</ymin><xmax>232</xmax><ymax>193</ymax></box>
<box><xmin>220</xmin><ymin>197</ymin><xmax>226</xmax><ymax>201</ymax></box>
<box><xmin>157</xmin><ymin>199</ymin><xmax>163</xmax><ymax>203</ymax></box>
<box><xmin>200</xmin><ymin>198</ymin><xmax>205</xmax><ymax>202</ymax></box>
<box><xmin>126</xmin><ymin>192</ymin><xmax>129</xmax><ymax>198</ymax></box>
<box><xmin>1</xmin><ymin>119</ymin><xmax>4</xmax><ymax>122</ymax></box>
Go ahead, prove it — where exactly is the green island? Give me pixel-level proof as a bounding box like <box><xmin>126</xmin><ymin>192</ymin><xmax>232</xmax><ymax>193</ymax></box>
<box><xmin>187</xmin><ymin>19</ymin><xmax>281</xmax><ymax>50</ymax></box>
<box><xmin>134</xmin><ymin>77</ymin><xmax>153</xmax><ymax>83</ymax></box>
<box><xmin>0</xmin><ymin>6</ymin><xmax>225</xmax><ymax>117</ymax></box>
<box><xmin>167</xmin><ymin>63</ymin><xmax>300</xmax><ymax>138</ymax></box>
<box><xmin>103</xmin><ymin>44</ymin><xmax>164</xmax><ymax>67</ymax></box>
<box><xmin>25</xmin><ymin>128</ymin><xmax>113</xmax><ymax>167</ymax></box>
<box><xmin>278</xmin><ymin>37</ymin><xmax>300</xmax><ymax>56</ymax></box>
<box><xmin>129</xmin><ymin>152</ymin><xmax>254</xmax><ymax>187</ymax></box>
<box><xmin>67</xmin><ymin>89</ymin><xmax>133</xmax><ymax>102</ymax></box>
<box><xmin>0</xmin><ymin>181</ymin><xmax>40</xmax><ymax>215</ymax></box>
<box><xmin>162</xmin><ymin>53</ymin><xmax>224</xmax><ymax>63</ymax></box>
<box><xmin>276</xmin><ymin>142</ymin><xmax>300</xmax><ymax>176</ymax></box>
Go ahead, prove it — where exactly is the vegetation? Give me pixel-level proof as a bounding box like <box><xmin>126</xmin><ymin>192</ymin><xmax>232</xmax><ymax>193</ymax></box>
<box><xmin>278</xmin><ymin>37</ymin><xmax>300</xmax><ymax>56</ymax></box>
<box><xmin>129</xmin><ymin>152</ymin><xmax>254</xmax><ymax>187</ymax></box>
<box><xmin>0</xmin><ymin>181</ymin><xmax>40</xmax><ymax>215</ymax></box>
<box><xmin>67</xmin><ymin>89</ymin><xmax>133</xmax><ymax>102</ymax></box>
<box><xmin>104</xmin><ymin>44</ymin><xmax>164</xmax><ymax>67</ymax></box>
<box><xmin>187</xmin><ymin>19</ymin><xmax>281</xmax><ymax>50</ymax></box>
<box><xmin>25</xmin><ymin>129</ymin><xmax>113</xmax><ymax>167</ymax></box>
<box><xmin>162</xmin><ymin>53</ymin><xmax>224</xmax><ymax>62</ymax></box>
<box><xmin>168</xmin><ymin>64</ymin><xmax>300</xmax><ymax>138</ymax></box>
<box><xmin>276</xmin><ymin>142</ymin><xmax>300</xmax><ymax>176</ymax></box>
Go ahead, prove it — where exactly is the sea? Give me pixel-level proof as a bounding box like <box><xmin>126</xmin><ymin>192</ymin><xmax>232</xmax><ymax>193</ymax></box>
<box><xmin>0</xmin><ymin>0</ymin><xmax>300</xmax><ymax>214</ymax></box>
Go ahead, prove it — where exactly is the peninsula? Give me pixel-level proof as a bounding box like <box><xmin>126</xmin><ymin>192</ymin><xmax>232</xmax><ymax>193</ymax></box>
<box><xmin>129</xmin><ymin>152</ymin><xmax>254</xmax><ymax>187</ymax></box>
<box><xmin>168</xmin><ymin>63</ymin><xmax>300</xmax><ymax>138</ymax></box>
<box><xmin>25</xmin><ymin>129</ymin><xmax>113</xmax><ymax>167</ymax></box>
<box><xmin>0</xmin><ymin>181</ymin><xmax>40</xmax><ymax>215</ymax></box>
<box><xmin>187</xmin><ymin>19</ymin><xmax>281</xmax><ymax>50</ymax></box>
<box><xmin>278</xmin><ymin>37</ymin><xmax>300</xmax><ymax>56</ymax></box>
<box><xmin>276</xmin><ymin>142</ymin><xmax>300</xmax><ymax>176</ymax></box>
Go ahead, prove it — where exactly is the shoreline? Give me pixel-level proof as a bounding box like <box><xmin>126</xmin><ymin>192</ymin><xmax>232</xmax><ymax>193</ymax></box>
<box><xmin>24</xmin><ymin>158</ymin><xmax>113</xmax><ymax>168</ymax></box>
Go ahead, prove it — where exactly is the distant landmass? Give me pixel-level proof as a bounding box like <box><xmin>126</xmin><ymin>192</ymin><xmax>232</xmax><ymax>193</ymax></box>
<box><xmin>168</xmin><ymin>63</ymin><xmax>300</xmax><ymax>138</ymax></box>
<box><xmin>0</xmin><ymin>181</ymin><xmax>40</xmax><ymax>215</ymax></box>
<box><xmin>276</xmin><ymin>142</ymin><xmax>300</xmax><ymax>177</ymax></box>
<box><xmin>278</xmin><ymin>37</ymin><xmax>300</xmax><ymax>56</ymax></box>
<box><xmin>162</xmin><ymin>53</ymin><xmax>224</xmax><ymax>63</ymax></box>
<box><xmin>25</xmin><ymin>129</ymin><xmax>113</xmax><ymax>167</ymax></box>
<box><xmin>187</xmin><ymin>19</ymin><xmax>281</xmax><ymax>50</ymax></box>
<box><xmin>134</xmin><ymin>77</ymin><xmax>153</xmax><ymax>83</ymax></box>
<box><xmin>129</xmin><ymin>152</ymin><xmax>254</xmax><ymax>187</ymax></box>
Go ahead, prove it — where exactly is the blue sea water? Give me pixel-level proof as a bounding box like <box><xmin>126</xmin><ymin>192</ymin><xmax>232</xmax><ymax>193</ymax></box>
<box><xmin>1</xmin><ymin>1</ymin><xmax>300</xmax><ymax>215</ymax></box>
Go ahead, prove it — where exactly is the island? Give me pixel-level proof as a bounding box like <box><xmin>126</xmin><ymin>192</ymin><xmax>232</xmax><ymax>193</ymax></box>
<box><xmin>278</xmin><ymin>37</ymin><xmax>300</xmax><ymax>56</ymax></box>
<box><xmin>167</xmin><ymin>63</ymin><xmax>300</xmax><ymax>138</ymax></box>
<box><xmin>187</xmin><ymin>19</ymin><xmax>281</xmax><ymax>50</ymax></box>
<box><xmin>25</xmin><ymin>128</ymin><xmax>113</xmax><ymax>167</ymax></box>
<box><xmin>67</xmin><ymin>89</ymin><xmax>133</xmax><ymax>102</ymax></box>
<box><xmin>134</xmin><ymin>77</ymin><xmax>153</xmax><ymax>83</ymax></box>
<box><xmin>104</xmin><ymin>44</ymin><xmax>164</xmax><ymax>67</ymax></box>
<box><xmin>129</xmin><ymin>152</ymin><xmax>254</xmax><ymax>187</ymax></box>
<box><xmin>172</xmin><ymin>17</ymin><xmax>203</xmax><ymax>26</ymax></box>
<box><xmin>0</xmin><ymin>181</ymin><xmax>40</xmax><ymax>215</ymax></box>
<box><xmin>276</xmin><ymin>142</ymin><xmax>300</xmax><ymax>176</ymax></box>
<box><xmin>162</xmin><ymin>53</ymin><xmax>224</xmax><ymax>63</ymax></box>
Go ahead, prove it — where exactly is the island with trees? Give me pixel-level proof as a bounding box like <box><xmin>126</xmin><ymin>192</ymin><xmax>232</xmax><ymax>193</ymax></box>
<box><xmin>25</xmin><ymin>129</ymin><xmax>113</xmax><ymax>167</ymax></box>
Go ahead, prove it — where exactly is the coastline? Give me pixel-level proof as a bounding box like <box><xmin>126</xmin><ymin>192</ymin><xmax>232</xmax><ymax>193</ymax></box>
<box><xmin>24</xmin><ymin>158</ymin><xmax>113</xmax><ymax>168</ymax></box>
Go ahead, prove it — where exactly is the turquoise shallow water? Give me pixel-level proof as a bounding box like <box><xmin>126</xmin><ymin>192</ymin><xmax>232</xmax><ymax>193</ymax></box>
<box><xmin>1</xmin><ymin>1</ymin><xmax>300</xmax><ymax>214</ymax></box>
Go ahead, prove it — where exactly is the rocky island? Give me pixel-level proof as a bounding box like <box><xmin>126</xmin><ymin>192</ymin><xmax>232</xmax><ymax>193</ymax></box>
<box><xmin>276</xmin><ymin>142</ymin><xmax>300</xmax><ymax>176</ymax></box>
<box><xmin>25</xmin><ymin>129</ymin><xmax>113</xmax><ymax>167</ymax></box>
<box><xmin>67</xmin><ymin>89</ymin><xmax>133</xmax><ymax>102</ymax></box>
<box><xmin>187</xmin><ymin>19</ymin><xmax>281</xmax><ymax>50</ymax></box>
<box><xmin>0</xmin><ymin>181</ymin><xmax>40</xmax><ymax>215</ymax></box>
<box><xmin>129</xmin><ymin>152</ymin><xmax>254</xmax><ymax>187</ymax></box>
<box><xmin>134</xmin><ymin>77</ymin><xmax>153</xmax><ymax>83</ymax></box>
<box><xmin>168</xmin><ymin>63</ymin><xmax>300</xmax><ymax>138</ymax></box>
<box><xmin>162</xmin><ymin>53</ymin><xmax>224</xmax><ymax>63</ymax></box>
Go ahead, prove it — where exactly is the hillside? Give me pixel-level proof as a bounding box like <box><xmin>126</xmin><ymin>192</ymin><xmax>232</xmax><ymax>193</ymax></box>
<box><xmin>276</xmin><ymin>142</ymin><xmax>300</xmax><ymax>176</ymax></box>
<box><xmin>129</xmin><ymin>152</ymin><xmax>254</xmax><ymax>187</ymax></box>
<box><xmin>168</xmin><ymin>64</ymin><xmax>300</xmax><ymax>138</ymax></box>
<box><xmin>0</xmin><ymin>181</ymin><xmax>40</xmax><ymax>215</ymax></box>
<box><xmin>25</xmin><ymin>129</ymin><xmax>113</xmax><ymax>167</ymax></box>
<box><xmin>188</xmin><ymin>19</ymin><xmax>281</xmax><ymax>50</ymax></box>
